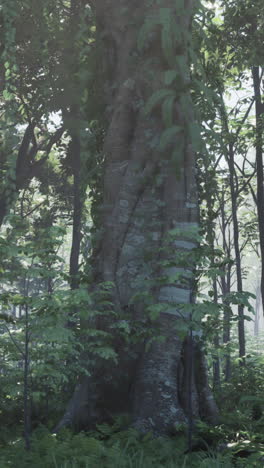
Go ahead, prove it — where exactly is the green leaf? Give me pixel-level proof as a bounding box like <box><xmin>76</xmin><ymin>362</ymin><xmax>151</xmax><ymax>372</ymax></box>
<box><xmin>137</xmin><ymin>16</ymin><xmax>159</xmax><ymax>51</ymax></box>
<box><xmin>164</xmin><ymin>69</ymin><xmax>178</xmax><ymax>86</ymax></box>
<box><xmin>175</xmin><ymin>55</ymin><xmax>188</xmax><ymax>76</ymax></box>
<box><xmin>239</xmin><ymin>395</ymin><xmax>262</xmax><ymax>404</ymax></box>
<box><xmin>171</xmin><ymin>137</ymin><xmax>184</xmax><ymax>176</ymax></box>
<box><xmin>145</xmin><ymin>334</ymin><xmax>166</xmax><ymax>351</ymax></box>
<box><xmin>188</xmin><ymin>122</ymin><xmax>202</xmax><ymax>151</ymax></box>
<box><xmin>0</xmin><ymin>313</ymin><xmax>15</xmax><ymax>324</ymax></box>
<box><xmin>162</xmin><ymin>95</ymin><xmax>175</xmax><ymax>127</ymax></box>
<box><xmin>91</xmin><ymin>346</ymin><xmax>118</xmax><ymax>363</ymax></box>
<box><xmin>147</xmin><ymin>303</ymin><xmax>168</xmax><ymax>320</ymax></box>
<box><xmin>159</xmin><ymin>125</ymin><xmax>182</xmax><ymax>151</ymax></box>
<box><xmin>160</xmin><ymin>8</ymin><xmax>174</xmax><ymax>66</ymax></box>
<box><xmin>144</xmin><ymin>89</ymin><xmax>175</xmax><ymax>115</ymax></box>
<box><xmin>3</xmin><ymin>89</ymin><xmax>12</xmax><ymax>100</ymax></box>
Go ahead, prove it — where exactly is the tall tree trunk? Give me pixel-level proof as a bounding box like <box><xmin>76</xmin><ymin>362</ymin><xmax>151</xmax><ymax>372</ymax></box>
<box><xmin>219</xmin><ymin>187</ymin><xmax>232</xmax><ymax>381</ymax></box>
<box><xmin>206</xmin><ymin>182</ymin><xmax>221</xmax><ymax>390</ymax></box>
<box><xmin>24</xmin><ymin>302</ymin><xmax>31</xmax><ymax>450</ymax></box>
<box><xmin>222</xmin><ymin>275</ymin><xmax>232</xmax><ymax>382</ymax></box>
<box><xmin>220</xmin><ymin>97</ymin><xmax>246</xmax><ymax>364</ymax></box>
<box><xmin>254</xmin><ymin>284</ymin><xmax>261</xmax><ymax>337</ymax></box>
<box><xmin>228</xmin><ymin>142</ymin><xmax>246</xmax><ymax>364</ymax></box>
<box><xmin>212</xmin><ymin>280</ymin><xmax>221</xmax><ymax>391</ymax></box>
<box><xmin>252</xmin><ymin>66</ymin><xmax>264</xmax><ymax>317</ymax></box>
<box><xmin>56</xmin><ymin>0</ymin><xmax>218</xmax><ymax>435</ymax></box>
<box><xmin>69</xmin><ymin>136</ymin><xmax>82</xmax><ymax>291</ymax></box>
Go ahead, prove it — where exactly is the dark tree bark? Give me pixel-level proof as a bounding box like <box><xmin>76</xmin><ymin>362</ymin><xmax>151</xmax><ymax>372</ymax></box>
<box><xmin>24</xmin><ymin>302</ymin><xmax>31</xmax><ymax>450</ymax></box>
<box><xmin>56</xmin><ymin>0</ymin><xmax>218</xmax><ymax>435</ymax></box>
<box><xmin>219</xmin><ymin>186</ymin><xmax>232</xmax><ymax>381</ymax></box>
<box><xmin>67</xmin><ymin>0</ymin><xmax>85</xmax><ymax>303</ymax></box>
<box><xmin>222</xmin><ymin>277</ymin><xmax>232</xmax><ymax>381</ymax></box>
<box><xmin>205</xmin><ymin>180</ymin><xmax>221</xmax><ymax>390</ymax></box>
<box><xmin>212</xmin><ymin>282</ymin><xmax>221</xmax><ymax>391</ymax></box>
<box><xmin>252</xmin><ymin>66</ymin><xmax>264</xmax><ymax>317</ymax></box>
<box><xmin>0</xmin><ymin>125</ymin><xmax>64</xmax><ymax>228</ymax></box>
<box><xmin>228</xmin><ymin>142</ymin><xmax>246</xmax><ymax>364</ymax></box>
<box><xmin>69</xmin><ymin>136</ymin><xmax>82</xmax><ymax>291</ymax></box>
<box><xmin>220</xmin><ymin>98</ymin><xmax>246</xmax><ymax>365</ymax></box>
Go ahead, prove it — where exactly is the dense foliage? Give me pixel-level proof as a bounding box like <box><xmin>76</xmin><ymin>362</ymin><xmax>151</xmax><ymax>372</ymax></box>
<box><xmin>0</xmin><ymin>0</ymin><xmax>264</xmax><ymax>466</ymax></box>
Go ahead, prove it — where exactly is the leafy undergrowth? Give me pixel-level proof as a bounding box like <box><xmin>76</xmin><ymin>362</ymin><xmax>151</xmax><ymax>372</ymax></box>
<box><xmin>0</xmin><ymin>422</ymin><xmax>264</xmax><ymax>468</ymax></box>
<box><xmin>3</xmin><ymin>364</ymin><xmax>264</xmax><ymax>468</ymax></box>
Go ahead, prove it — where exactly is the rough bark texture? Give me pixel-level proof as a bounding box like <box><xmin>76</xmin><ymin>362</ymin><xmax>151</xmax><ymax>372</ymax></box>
<box><xmin>56</xmin><ymin>0</ymin><xmax>218</xmax><ymax>435</ymax></box>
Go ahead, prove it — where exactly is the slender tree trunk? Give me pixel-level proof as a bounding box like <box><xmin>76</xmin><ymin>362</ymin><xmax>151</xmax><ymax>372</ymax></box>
<box><xmin>69</xmin><ymin>136</ymin><xmax>82</xmax><ymax>291</ymax></box>
<box><xmin>63</xmin><ymin>0</ymin><xmax>84</xmax><ymax>293</ymax></box>
<box><xmin>228</xmin><ymin>141</ymin><xmax>246</xmax><ymax>364</ymax></box>
<box><xmin>212</xmin><ymin>279</ymin><xmax>221</xmax><ymax>391</ymax></box>
<box><xmin>24</xmin><ymin>291</ymin><xmax>31</xmax><ymax>450</ymax></box>
<box><xmin>24</xmin><ymin>305</ymin><xmax>30</xmax><ymax>450</ymax></box>
<box><xmin>0</xmin><ymin>201</ymin><xmax>7</xmax><ymax>228</ymax></box>
<box><xmin>206</xmin><ymin>188</ymin><xmax>221</xmax><ymax>390</ymax></box>
<box><xmin>254</xmin><ymin>284</ymin><xmax>261</xmax><ymax>337</ymax></box>
<box><xmin>222</xmin><ymin>276</ymin><xmax>232</xmax><ymax>381</ymax></box>
<box><xmin>252</xmin><ymin>66</ymin><xmax>264</xmax><ymax>316</ymax></box>
<box><xmin>219</xmin><ymin>188</ymin><xmax>232</xmax><ymax>381</ymax></box>
<box><xmin>220</xmin><ymin>98</ymin><xmax>246</xmax><ymax>364</ymax></box>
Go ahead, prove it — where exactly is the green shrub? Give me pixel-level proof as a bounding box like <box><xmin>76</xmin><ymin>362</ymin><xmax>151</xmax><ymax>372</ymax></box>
<box><xmin>0</xmin><ymin>425</ymin><xmax>259</xmax><ymax>468</ymax></box>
